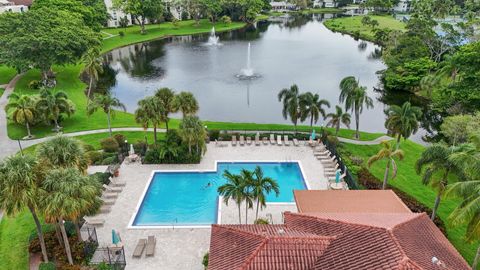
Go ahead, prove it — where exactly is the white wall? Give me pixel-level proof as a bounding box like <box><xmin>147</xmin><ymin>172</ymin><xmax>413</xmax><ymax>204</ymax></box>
<box><xmin>104</xmin><ymin>0</ymin><xmax>132</xmax><ymax>28</ymax></box>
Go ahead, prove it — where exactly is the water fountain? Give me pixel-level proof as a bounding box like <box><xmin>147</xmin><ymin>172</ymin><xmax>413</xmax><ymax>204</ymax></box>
<box><xmin>206</xmin><ymin>27</ymin><xmax>220</xmax><ymax>46</ymax></box>
<box><xmin>237</xmin><ymin>42</ymin><xmax>259</xmax><ymax>79</ymax></box>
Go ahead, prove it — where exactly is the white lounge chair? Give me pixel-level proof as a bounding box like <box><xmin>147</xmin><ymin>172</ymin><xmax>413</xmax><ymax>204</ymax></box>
<box><xmin>293</xmin><ymin>138</ymin><xmax>299</xmax><ymax>146</ymax></box>
<box><xmin>99</xmin><ymin>205</ymin><xmax>111</xmax><ymax>214</ymax></box>
<box><xmin>255</xmin><ymin>135</ymin><xmax>261</xmax><ymax>146</ymax></box>
<box><xmin>328</xmin><ymin>172</ymin><xmax>346</xmax><ymax>182</ymax></box>
<box><xmin>319</xmin><ymin>156</ymin><xmax>336</xmax><ymax>163</ymax></box>
<box><xmin>262</xmin><ymin>137</ymin><xmax>268</xmax><ymax>145</ymax></box>
<box><xmin>284</xmin><ymin>135</ymin><xmax>290</xmax><ymax>146</ymax></box>
<box><xmin>270</xmin><ymin>134</ymin><xmax>275</xmax><ymax>145</ymax></box>
<box><xmin>84</xmin><ymin>218</ymin><xmax>105</xmax><ymax>226</ymax></box>
<box><xmin>103</xmin><ymin>184</ymin><xmax>122</xmax><ymax>193</ymax></box>
<box><xmin>110</xmin><ymin>178</ymin><xmax>126</xmax><ymax>187</ymax></box>
<box><xmin>277</xmin><ymin>135</ymin><xmax>282</xmax><ymax>146</ymax></box>
<box><xmin>232</xmin><ymin>136</ymin><xmax>237</xmax><ymax>146</ymax></box>
<box><xmin>102</xmin><ymin>198</ymin><xmax>116</xmax><ymax>205</ymax></box>
<box><xmin>246</xmin><ymin>137</ymin><xmax>252</xmax><ymax>145</ymax></box>
<box><xmin>239</xmin><ymin>136</ymin><xmax>245</xmax><ymax>146</ymax></box>
<box><xmin>102</xmin><ymin>191</ymin><xmax>118</xmax><ymax>199</ymax></box>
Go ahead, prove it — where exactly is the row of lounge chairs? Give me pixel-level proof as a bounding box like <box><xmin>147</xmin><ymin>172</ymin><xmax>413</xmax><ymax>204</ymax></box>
<box><xmin>84</xmin><ymin>177</ymin><xmax>126</xmax><ymax>226</ymax></box>
<box><xmin>312</xmin><ymin>143</ymin><xmax>347</xmax><ymax>189</ymax></box>
<box><xmin>231</xmin><ymin>134</ymin><xmax>300</xmax><ymax>146</ymax></box>
<box><xmin>133</xmin><ymin>235</ymin><xmax>156</xmax><ymax>258</ymax></box>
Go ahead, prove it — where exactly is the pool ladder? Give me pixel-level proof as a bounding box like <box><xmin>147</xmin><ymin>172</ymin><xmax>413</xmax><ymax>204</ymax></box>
<box><xmin>172</xmin><ymin>218</ymin><xmax>178</xmax><ymax>230</ymax></box>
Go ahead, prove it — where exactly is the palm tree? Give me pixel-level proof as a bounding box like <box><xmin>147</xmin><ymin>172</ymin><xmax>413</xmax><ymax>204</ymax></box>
<box><xmin>36</xmin><ymin>88</ymin><xmax>75</xmax><ymax>131</ymax></box>
<box><xmin>154</xmin><ymin>88</ymin><xmax>177</xmax><ymax>131</ymax></box>
<box><xmin>218</xmin><ymin>170</ymin><xmax>246</xmax><ymax>224</ymax></box>
<box><xmin>325</xmin><ymin>105</ymin><xmax>351</xmax><ymax>136</ymax></box>
<box><xmin>174</xmin><ymin>91</ymin><xmax>199</xmax><ymax>118</ymax></box>
<box><xmin>178</xmin><ymin>115</ymin><xmax>206</xmax><ymax>155</ymax></box>
<box><xmin>367</xmin><ymin>141</ymin><xmax>405</xmax><ymax>190</ymax></box>
<box><xmin>239</xmin><ymin>169</ymin><xmax>255</xmax><ymax>224</ymax></box>
<box><xmin>36</xmin><ymin>136</ymin><xmax>88</xmax><ymax>172</ymax></box>
<box><xmin>384</xmin><ymin>101</ymin><xmax>422</xmax><ymax>149</ymax></box>
<box><xmin>157</xmin><ymin>139</ymin><xmax>181</xmax><ymax>161</ymax></box>
<box><xmin>5</xmin><ymin>93</ymin><xmax>37</xmax><ymax>138</ymax></box>
<box><xmin>250</xmin><ymin>166</ymin><xmax>279</xmax><ymax>220</ymax></box>
<box><xmin>415</xmin><ymin>144</ymin><xmax>466</xmax><ymax>220</ymax></box>
<box><xmin>135</xmin><ymin>96</ymin><xmax>163</xmax><ymax>142</ymax></box>
<box><xmin>299</xmin><ymin>92</ymin><xmax>330</xmax><ymax>127</ymax></box>
<box><xmin>82</xmin><ymin>47</ymin><xmax>103</xmax><ymax>100</ymax></box>
<box><xmin>0</xmin><ymin>155</ymin><xmax>49</xmax><ymax>263</ymax></box>
<box><xmin>339</xmin><ymin>76</ymin><xmax>374</xmax><ymax>139</ymax></box>
<box><xmin>87</xmin><ymin>93</ymin><xmax>126</xmax><ymax>137</ymax></box>
<box><xmin>42</xmin><ymin>168</ymin><xmax>101</xmax><ymax>265</ymax></box>
<box><xmin>278</xmin><ymin>84</ymin><xmax>302</xmax><ymax>131</ymax></box>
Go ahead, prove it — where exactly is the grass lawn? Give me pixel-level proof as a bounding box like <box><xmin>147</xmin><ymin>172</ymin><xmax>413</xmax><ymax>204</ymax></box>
<box><xmin>342</xmin><ymin>140</ymin><xmax>476</xmax><ymax>264</ymax></box>
<box><xmin>0</xmin><ymin>66</ymin><xmax>16</xmax><ymax>85</ymax></box>
<box><xmin>299</xmin><ymin>8</ymin><xmax>344</xmax><ymax>14</ymax></box>
<box><xmin>0</xmin><ymin>88</ymin><xmax>4</xmax><ymax>98</ymax></box>
<box><xmin>323</xmin><ymin>15</ymin><xmax>406</xmax><ymax>42</ymax></box>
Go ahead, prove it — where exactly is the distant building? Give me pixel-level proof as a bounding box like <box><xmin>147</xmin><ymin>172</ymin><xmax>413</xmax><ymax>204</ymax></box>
<box><xmin>270</xmin><ymin>1</ymin><xmax>298</xmax><ymax>12</ymax></box>
<box><xmin>393</xmin><ymin>0</ymin><xmax>412</xmax><ymax>13</ymax></box>
<box><xmin>104</xmin><ymin>0</ymin><xmax>132</xmax><ymax>28</ymax></box>
<box><xmin>313</xmin><ymin>0</ymin><xmax>338</xmax><ymax>8</ymax></box>
<box><xmin>0</xmin><ymin>0</ymin><xmax>28</xmax><ymax>13</ymax></box>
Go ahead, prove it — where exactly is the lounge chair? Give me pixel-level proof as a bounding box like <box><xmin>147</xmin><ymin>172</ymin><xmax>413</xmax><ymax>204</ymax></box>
<box><xmin>84</xmin><ymin>218</ymin><xmax>105</xmax><ymax>226</ymax></box>
<box><xmin>133</xmin><ymin>239</ymin><xmax>147</xmax><ymax>258</ymax></box>
<box><xmin>319</xmin><ymin>156</ymin><xmax>336</xmax><ymax>163</ymax></box>
<box><xmin>102</xmin><ymin>198</ymin><xmax>116</xmax><ymax>205</ymax></box>
<box><xmin>102</xmin><ymin>192</ymin><xmax>118</xmax><ymax>199</ymax></box>
<box><xmin>270</xmin><ymin>134</ymin><xmax>275</xmax><ymax>145</ymax></box>
<box><xmin>328</xmin><ymin>173</ymin><xmax>346</xmax><ymax>182</ymax></box>
<box><xmin>239</xmin><ymin>136</ymin><xmax>245</xmax><ymax>146</ymax></box>
<box><xmin>262</xmin><ymin>137</ymin><xmax>268</xmax><ymax>145</ymax></box>
<box><xmin>255</xmin><ymin>135</ymin><xmax>261</xmax><ymax>146</ymax></box>
<box><xmin>110</xmin><ymin>178</ymin><xmax>126</xmax><ymax>187</ymax></box>
<box><xmin>246</xmin><ymin>137</ymin><xmax>252</xmax><ymax>145</ymax></box>
<box><xmin>284</xmin><ymin>135</ymin><xmax>290</xmax><ymax>146</ymax></box>
<box><xmin>232</xmin><ymin>136</ymin><xmax>237</xmax><ymax>146</ymax></box>
<box><xmin>99</xmin><ymin>206</ymin><xmax>111</xmax><ymax>214</ymax></box>
<box><xmin>103</xmin><ymin>184</ymin><xmax>122</xmax><ymax>193</ymax></box>
<box><xmin>293</xmin><ymin>138</ymin><xmax>299</xmax><ymax>146</ymax></box>
<box><xmin>146</xmin><ymin>235</ymin><xmax>156</xmax><ymax>257</ymax></box>
<box><xmin>277</xmin><ymin>135</ymin><xmax>282</xmax><ymax>146</ymax></box>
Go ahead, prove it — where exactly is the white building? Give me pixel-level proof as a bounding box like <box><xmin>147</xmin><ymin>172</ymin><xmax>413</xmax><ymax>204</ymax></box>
<box><xmin>104</xmin><ymin>0</ymin><xmax>132</xmax><ymax>28</ymax></box>
<box><xmin>0</xmin><ymin>0</ymin><xmax>28</xmax><ymax>13</ymax></box>
<box><xmin>393</xmin><ymin>0</ymin><xmax>412</xmax><ymax>12</ymax></box>
<box><xmin>270</xmin><ymin>1</ymin><xmax>298</xmax><ymax>12</ymax></box>
<box><xmin>313</xmin><ymin>0</ymin><xmax>338</xmax><ymax>8</ymax></box>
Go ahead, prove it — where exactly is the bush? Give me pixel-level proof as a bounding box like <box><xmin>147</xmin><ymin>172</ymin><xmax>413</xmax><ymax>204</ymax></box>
<box><xmin>101</xmin><ymin>156</ymin><xmax>117</xmax><ymax>165</ymax></box>
<box><xmin>118</xmin><ymin>31</ymin><xmax>124</xmax><ymax>37</ymax></box>
<box><xmin>209</xmin><ymin>130</ymin><xmax>220</xmax><ymax>141</ymax></box>
<box><xmin>83</xmin><ymin>144</ymin><xmax>95</xmax><ymax>152</ymax></box>
<box><xmin>96</xmin><ymin>262</ymin><xmax>113</xmax><ymax>270</ymax></box>
<box><xmin>113</xmin><ymin>134</ymin><xmax>126</xmax><ymax>148</ymax></box>
<box><xmin>86</xmin><ymin>151</ymin><xmax>103</xmax><ymax>165</ymax></box>
<box><xmin>221</xmin><ymin>15</ymin><xmax>231</xmax><ymax>24</ymax></box>
<box><xmin>202</xmin><ymin>252</ymin><xmax>209</xmax><ymax>269</ymax></box>
<box><xmin>91</xmin><ymin>172</ymin><xmax>112</xmax><ymax>185</ymax></box>
<box><xmin>143</xmin><ymin>146</ymin><xmax>161</xmax><ymax>164</ymax></box>
<box><xmin>28</xmin><ymin>80</ymin><xmax>41</xmax><ymax>89</ymax></box>
<box><xmin>39</xmin><ymin>262</ymin><xmax>56</xmax><ymax>270</ymax></box>
<box><xmin>254</xmin><ymin>218</ymin><xmax>269</xmax><ymax>224</ymax></box>
<box><xmin>100</xmin><ymin>137</ymin><xmax>119</xmax><ymax>153</ymax></box>
<box><xmin>133</xmin><ymin>141</ymin><xmax>147</xmax><ymax>156</ymax></box>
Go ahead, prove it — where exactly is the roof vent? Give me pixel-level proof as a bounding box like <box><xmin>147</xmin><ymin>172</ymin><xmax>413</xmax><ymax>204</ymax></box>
<box><xmin>431</xmin><ymin>257</ymin><xmax>447</xmax><ymax>268</ymax></box>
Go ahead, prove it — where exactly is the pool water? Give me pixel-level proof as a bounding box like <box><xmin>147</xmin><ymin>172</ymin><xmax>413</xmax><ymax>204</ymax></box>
<box><xmin>132</xmin><ymin>162</ymin><xmax>307</xmax><ymax>226</ymax></box>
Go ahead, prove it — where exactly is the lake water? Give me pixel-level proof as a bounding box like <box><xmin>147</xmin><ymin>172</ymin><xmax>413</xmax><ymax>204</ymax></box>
<box><xmin>102</xmin><ymin>14</ymin><xmax>429</xmax><ymax>142</ymax></box>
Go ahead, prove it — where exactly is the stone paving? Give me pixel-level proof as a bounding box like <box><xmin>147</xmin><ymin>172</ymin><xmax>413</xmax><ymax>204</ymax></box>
<box><xmin>89</xmin><ymin>143</ymin><xmax>327</xmax><ymax>270</ymax></box>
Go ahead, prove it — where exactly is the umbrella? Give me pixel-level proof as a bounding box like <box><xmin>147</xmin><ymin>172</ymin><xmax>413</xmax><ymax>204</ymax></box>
<box><xmin>311</xmin><ymin>129</ymin><xmax>316</xmax><ymax>140</ymax></box>
<box><xmin>129</xmin><ymin>144</ymin><xmax>135</xmax><ymax>155</ymax></box>
<box><xmin>335</xmin><ymin>169</ymin><xmax>342</xmax><ymax>184</ymax></box>
<box><xmin>112</xmin><ymin>229</ymin><xmax>121</xmax><ymax>245</ymax></box>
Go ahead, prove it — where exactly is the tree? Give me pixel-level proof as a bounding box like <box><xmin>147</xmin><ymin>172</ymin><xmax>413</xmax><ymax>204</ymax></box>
<box><xmin>154</xmin><ymin>88</ymin><xmax>177</xmax><ymax>131</ymax></box>
<box><xmin>368</xmin><ymin>141</ymin><xmax>405</xmax><ymax>189</ymax></box>
<box><xmin>201</xmin><ymin>0</ymin><xmax>222</xmax><ymax>23</ymax></box>
<box><xmin>440</xmin><ymin>114</ymin><xmax>480</xmax><ymax>145</ymax></box>
<box><xmin>339</xmin><ymin>76</ymin><xmax>373</xmax><ymax>139</ymax></box>
<box><xmin>0</xmin><ymin>155</ymin><xmax>49</xmax><ymax>263</ymax></box>
<box><xmin>218</xmin><ymin>170</ymin><xmax>246</xmax><ymax>223</ymax></box>
<box><xmin>384</xmin><ymin>101</ymin><xmax>422</xmax><ymax>149</ymax></box>
<box><xmin>42</xmin><ymin>168</ymin><xmax>102</xmax><ymax>265</ymax></box>
<box><xmin>87</xmin><ymin>93</ymin><xmax>127</xmax><ymax>137</ymax></box>
<box><xmin>250</xmin><ymin>166</ymin><xmax>279</xmax><ymax>220</ymax></box>
<box><xmin>135</xmin><ymin>96</ymin><xmax>164</xmax><ymax>142</ymax></box>
<box><xmin>220</xmin><ymin>0</ymin><xmax>264</xmax><ymax>22</ymax></box>
<box><xmin>325</xmin><ymin>105</ymin><xmax>351</xmax><ymax>136</ymax></box>
<box><xmin>174</xmin><ymin>91</ymin><xmax>199</xmax><ymax>118</ymax></box>
<box><xmin>178</xmin><ymin>115</ymin><xmax>206</xmax><ymax>155</ymax></box>
<box><xmin>361</xmin><ymin>16</ymin><xmax>372</xmax><ymax>27</ymax></box>
<box><xmin>82</xmin><ymin>48</ymin><xmax>104</xmax><ymax>100</ymax></box>
<box><xmin>415</xmin><ymin>144</ymin><xmax>466</xmax><ymax>220</ymax></box>
<box><xmin>113</xmin><ymin>0</ymin><xmax>164</xmax><ymax>34</ymax></box>
<box><xmin>278</xmin><ymin>84</ymin><xmax>302</xmax><ymax>131</ymax></box>
<box><xmin>299</xmin><ymin>92</ymin><xmax>330</xmax><ymax>127</ymax></box>
<box><xmin>36</xmin><ymin>136</ymin><xmax>89</xmax><ymax>172</ymax></box>
<box><xmin>0</xmin><ymin>8</ymin><xmax>98</xmax><ymax>84</ymax></box>
<box><xmin>185</xmin><ymin>0</ymin><xmax>203</xmax><ymax>26</ymax></box>
<box><xmin>36</xmin><ymin>88</ymin><xmax>75</xmax><ymax>131</ymax></box>
<box><xmin>239</xmin><ymin>169</ymin><xmax>254</xmax><ymax>224</ymax></box>
<box><xmin>5</xmin><ymin>93</ymin><xmax>37</xmax><ymax>138</ymax></box>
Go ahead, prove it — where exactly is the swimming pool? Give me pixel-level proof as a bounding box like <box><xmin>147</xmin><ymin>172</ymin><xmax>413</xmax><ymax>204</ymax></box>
<box><xmin>130</xmin><ymin>162</ymin><xmax>308</xmax><ymax>227</ymax></box>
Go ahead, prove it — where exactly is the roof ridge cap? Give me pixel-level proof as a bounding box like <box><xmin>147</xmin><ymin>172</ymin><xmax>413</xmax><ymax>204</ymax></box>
<box><xmin>292</xmin><ymin>212</ymin><xmax>394</xmax><ymax>231</ymax></box>
<box><xmin>216</xmin><ymin>225</ymin><xmax>269</xmax><ymax>239</ymax></box>
<box><xmin>390</xmin><ymin>212</ymin><xmax>426</xmax><ymax>230</ymax></box>
<box><xmin>240</xmin><ymin>238</ymin><xmax>269</xmax><ymax>270</ymax></box>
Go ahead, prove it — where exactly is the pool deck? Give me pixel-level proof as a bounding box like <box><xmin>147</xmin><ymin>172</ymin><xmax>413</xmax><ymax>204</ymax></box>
<box><xmin>90</xmin><ymin>143</ymin><xmax>328</xmax><ymax>270</ymax></box>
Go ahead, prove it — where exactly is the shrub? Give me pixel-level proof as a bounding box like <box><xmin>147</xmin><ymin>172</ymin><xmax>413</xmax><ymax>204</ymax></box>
<box><xmin>202</xmin><ymin>252</ymin><xmax>209</xmax><ymax>269</ymax></box>
<box><xmin>39</xmin><ymin>262</ymin><xmax>56</xmax><ymax>270</ymax></box>
<box><xmin>221</xmin><ymin>15</ymin><xmax>231</xmax><ymax>24</ymax></box>
<box><xmin>91</xmin><ymin>172</ymin><xmax>112</xmax><ymax>185</ymax></box>
<box><xmin>209</xmin><ymin>130</ymin><xmax>220</xmax><ymax>141</ymax></box>
<box><xmin>83</xmin><ymin>144</ymin><xmax>95</xmax><ymax>152</ymax></box>
<box><xmin>254</xmin><ymin>218</ymin><xmax>269</xmax><ymax>224</ymax></box>
<box><xmin>86</xmin><ymin>151</ymin><xmax>103</xmax><ymax>165</ymax></box>
<box><xmin>133</xmin><ymin>141</ymin><xmax>147</xmax><ymax>156</ymax></box>
<box><xmin>28</xmin><ymin>80</ymin><xmax>41</xmax><ymax>89</ymax></box>
<box><xmin>118</xmin><ymin>31</ymin><xmax>124</xmax><ymax>37</ymax></box>
<box><xmin>144</xmin><ymin>146</ymin><xmax>161</xmax><ymax>164</ymax></box>
<box><xmin>96</xmin><ymin>262</ymin><xmax>113</xmax><ymax>270</ymax></box>
<box><xmin>113</xmin><ymin>134</ymin><xmax>126</xmax><ymax>148</ymax></box>
<box><xmin>101</xmin><ymin>156</ymin><xmax>117</xmax><ymax>165</ymax></box>
<box><xmin>100</xmin><ymin>137</ymin><xmax>119</xmax><ymax>153</ymax></box>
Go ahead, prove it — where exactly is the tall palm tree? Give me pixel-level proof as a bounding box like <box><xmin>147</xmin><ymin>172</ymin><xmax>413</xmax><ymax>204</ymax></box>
<box><xmin>154</xmin><ymin>88</ymin><xmax>177</xmax><ymax>131</ymax></box>
<box><xmin>5</xmin><ymin>93</ymin><xmax>37</xmax><ymax>138</ymax></box>
<box><xmin>42</xmin><ymin>168</ymin><xmax>101</xmax><ymax>265</ymax></box>
<box><xmin>82</xmin><ymin>47</ymin><xmax>103</xmax><ymax>100</ymax></box>
<box><xmin>325</xmin><ymin>105</ymin><xmax>351</xmax><ymax>136</ymax></box>
<box><xmin>36</xmin><ymin>136</ymin><xmax>88</xmax><ymax>172</ymax></box>
<box><xmin>278</xmin><ymin>84</ymin><xmax>302</xmax><ymax>131</ymax></box>
<box><xmin>339</xmin><ymin>76</ymin><xmax>373</xmax><ymax>139</ymax></box>
<box><xmin>384</xmin><ymin>101</ymin><xmax>422</xmax><ymax>149</ymax></box>
<box><xmin>87</xmin><ymin>93</ymin><xmax>126</xmax><ymax>137</ymax></box>
<box><xmin>250</xmin><ymin>166</ymin><xmax>279</xmax><ymax>220</ymax></box>
<box><xmin>218</xmin><ymin>170</ymin><xmax>246</xmax><ymax>224</ymax></box>
<box><xmin>239</xmin><ymin>169</ymin><xmax>254</xmax><ymax>224</ymax></box>
<box><xmin>367</xmin><ymin>141</ymin><xmax>405</xmax><ymax>190</ymax></box>
<box><xmin>415</xmin><ymin>144</ymin><xmax>466</xmax><ymax>220</ymax></box>
<box><xmin>36</xmin><ymin>88</ymin><xmax>75</xmax><ymax>131</ymax></box>
<box><xmin>135</xmin><ymin>96</ymin><xmax>163</xmax><ymax>142</ymax></box>
<box><xmin>299</xmin><ymin>92</ymin><xmax>330</xmax><ymax>127</ymax></box>
<box><xmin>174</xmin><ymin>91</ymin><xmax>199</xmax><ymax>118</ymax></box>
<box><xmin>178</xmin><ymin>115</ymin><xmax>206</xmax><ymax>155</ymax></box>
<box><xmin>0</xmin><ymin>155</ymin><xmax>49</xmax><ymax>263</ymax></box>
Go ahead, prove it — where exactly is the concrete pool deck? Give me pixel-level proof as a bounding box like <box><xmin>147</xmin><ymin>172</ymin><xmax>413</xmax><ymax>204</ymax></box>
<box><xmin>90</xmin><ymin>143</ymin><xmax>328</xmax><ymax>270</ymax></box>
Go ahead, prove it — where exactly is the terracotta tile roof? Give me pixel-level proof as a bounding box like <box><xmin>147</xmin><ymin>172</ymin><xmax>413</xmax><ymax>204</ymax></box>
<box><xmin>10</xmin><ymin>0</ymin><xmax>32</xmax><ymax>6</ymax></box>
<box><xmin>294</xmin><ymin>190</ymin><xmax>412</xmax><ymax>214</ymax></box>
<box><xmin>304</xmin><ymin>213</ymin><xmax>421</xmax><ymax>229</ymax></box>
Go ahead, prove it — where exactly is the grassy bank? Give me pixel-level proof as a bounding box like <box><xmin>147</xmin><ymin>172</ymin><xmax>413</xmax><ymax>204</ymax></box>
<box><xmin>0</xmin><ymin>66</ymin><xmax>16</xmax><ymax>85</ymax></box>
<box><xmin>323</xmin><ymin>15</ymin><xmax>405</xmax><ymax>42</ymax></box>
<box><xmin>299</xmin><ymin>7</ymin><xmax>344</xmax><ymax>14</ymax></box>
<box><xmin>0</xmin><ymin>88</ymin><xmax>4</xmax><ymax>97</ymax></box>
<box><xmin>342</xmin><ymin>140</ymin><xmax>476</xmax><ymax>263</ymax></box>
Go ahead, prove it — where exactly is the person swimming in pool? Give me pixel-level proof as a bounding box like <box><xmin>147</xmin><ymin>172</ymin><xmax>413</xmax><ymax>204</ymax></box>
<box><xmin>204</xmin><ymin>182</ymin><xmax>212</xmax><ymax>189</ymax></box>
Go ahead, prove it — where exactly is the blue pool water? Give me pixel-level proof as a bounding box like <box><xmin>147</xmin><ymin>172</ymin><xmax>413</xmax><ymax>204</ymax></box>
<box><xmin>132</xmin><ymin>162</ymin><xmax>307</xmax><ymax>226</ymax></box>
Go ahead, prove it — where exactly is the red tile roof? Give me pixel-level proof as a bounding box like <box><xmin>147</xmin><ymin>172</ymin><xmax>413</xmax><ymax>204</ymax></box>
<box><xmin>208</xmin><ymin>213</ymin><xmax>470</xmax><ymax>270</ymax></box>
<box><xmin>10</xmin><ymin>0</ymin><xmax>32</xmax><ymax>6</ymax></box>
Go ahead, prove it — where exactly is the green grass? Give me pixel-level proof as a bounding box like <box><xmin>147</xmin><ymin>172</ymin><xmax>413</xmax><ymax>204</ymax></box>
<box><xmin>299</xmin><ymin>8</ymin><xmax>344</xmax><ymax>14</ymax></box>
<box><xmin>324</xmin><ymin>15</ymin><xmax>405</xmax><ymax>42</ymax></box>
<box><xmin>342</xmin><ymin>140</ymin><xmax>476</xmax><ymax>264</ymax></box>
<box><xmin>0</xmin><ymin>66</ymin><xmax>16</xmax><ymax>85</ymax></box>
<box><xmin>0</xmin><ymin>88</ymin><xmax>4</xmax><ymax>98</ymax></box>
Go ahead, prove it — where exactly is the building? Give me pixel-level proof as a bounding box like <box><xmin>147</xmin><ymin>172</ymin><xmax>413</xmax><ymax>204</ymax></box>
<box><xmin>313</xmin><ymin>0</ymin><xmax>338</xmax><ymax>8</ymax></box>
<box><xmin>270</xmin><ymin>1</ymin><xmax>298</xmax><ymax>12</ymax></box>
<box><xmin>104</xmin><ymin>0</ymin><xmax>132</xmax><ymax>28</ymax></box>
<box><xmin>393</xmin><ymin>0</ymin><xmax>412</xmax><ymax>13</ymax></box>
<box><xmin>0</xmin><ymin>0</ymin><xmax>28</xmax><ymax>13</ymax></box>
<box><xmin>207</xmin><ymin>190</ymin><xmax>470</xmax><ymax>270</ymax></box>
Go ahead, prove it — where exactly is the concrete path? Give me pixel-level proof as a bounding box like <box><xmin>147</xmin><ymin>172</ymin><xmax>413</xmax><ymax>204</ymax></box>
<box><xmin>0</xmin><ymin>74</ymin><xmax>24</xmax><ymax>160</ymax></box>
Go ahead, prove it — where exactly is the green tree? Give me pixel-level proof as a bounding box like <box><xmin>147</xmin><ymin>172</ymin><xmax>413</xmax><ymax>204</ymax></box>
<box><xmin>367</xmin><ymin>141</ymin><xmax>405</xmax><ymax>190</ymax></box>
<box><xmin>113</xmin><ymin>0</ymin><xmax>164</xmax><ymax>34</ymax></box>
<box><xmin>36</xmin><ymin>136</ymin><xmax>89</xmax><ymax>172</ymax></box>
<box><xmin>325</xmin><ymin>105</ymin><xmax>351</xmax><ymax>136</ymax></box>
<box><xmin>174</xmin><ymin>91</ymin><xmax>199</xmax><ymax>118</ymax></box>
<box><xmin>0</xmin><ymin>155</ymin><xmax>49</xmax><ymax>263</ymax></box>
<box><xmin>82</xmin><ymin>48</ymin><xmax>104</xmax><ymax>100</ymax></box>
<box><xmin>415</xmin><ymin>144</ymin><xmax>466</xmax><ymax>220</ymax></box>
<box><xmin>384</xmin><ymin>101</ymin><xmax>422</xmax><ymax>149</ymax></box>
<box><xmin>154</xmin><ymin>88</ymin><xmax>177</xmax><ymax>131</ymax></box>
<box><xmin>278</xmin><ymin>84</ymin><xmax>302</xmax><ymax>132</ymax></box>
<box><xmin>135</xmin><ymin>96</ymin><xmax>163</xmax><ymax>142</ymax></box>
<box><xmin>201</xmin><ymin>0</ymin><xmax>222</xmax><ymax>22</ymax></box>
<box><xmin>239</xmin><ymin>169</ymin><xmax>254</xmax><ymax>224</ymax></box>
<box><xmin>36</xmin><ymin>88</ymin><xmax>75</xmax><ymax>131</ymax></box>
<box><xmin>299</xmin><ymin>92</ymin><xmax>330</xmax><ymax>127</ymax></box>
<box><xmin>178</xmin><ymin>115</ymin><xmax>206</xmax><ymax>155</ymax></box>
<box><xmin>250</xmin><ymin>166</ymin><xmax>279</xmax><ymax>220</ymax></box>
<box><xmin>339</xmin><ymin>76</ymin><xmax>373</xmax><ymax>139</ymax></box>
<box><xmin>5</xmin><ymin>93</ymin><xmax>37</xmax><ymax>138</ymax></box>
<box><xmin>87</xmin><ymin>93</ymin><xmax>127</xmax><ymax>137</ymax></box>
<box><xmin>441</xmin><ymin>114</ymin><xmax>480</xmax><ymax>145</ymax></box>
<box><xmin>218</xmin><ymin>170</ymin><xmax>246</xmax><ymax>223</ymax></box>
